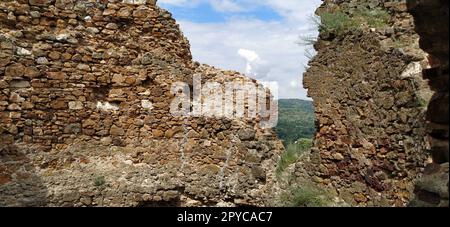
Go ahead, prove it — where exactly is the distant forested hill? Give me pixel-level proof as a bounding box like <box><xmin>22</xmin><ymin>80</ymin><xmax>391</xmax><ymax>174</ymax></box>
<box><xmin>275</xmin><ymin>99</ymin><xmax>316</xmax><ymax>145</ymax></box>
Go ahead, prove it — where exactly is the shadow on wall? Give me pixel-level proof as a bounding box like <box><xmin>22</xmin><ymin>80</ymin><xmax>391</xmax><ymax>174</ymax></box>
<box><xmin>0</xmin><ymin>145</ymin><xmax>48</xmax><ymax>207</ymax></box>
<box><xmin>407</xmin><ymin>0</ymin><xmax>449</xmax><ymax>207</ymax></box>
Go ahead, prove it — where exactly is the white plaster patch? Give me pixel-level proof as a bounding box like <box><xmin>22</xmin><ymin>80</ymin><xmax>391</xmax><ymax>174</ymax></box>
<box><xmin>96</xmin><ymin>101</ymin><xmax>120</xmax><ymax>111</ymax></box>
<box><xmin>138</xmin><ymin>90</ymin><xmax>151</xmax><ymax>95</ymax></box>
<box><xmin>55</xmin><ymin>33</ymin><xmax>70</xmax><ymax>42</ymax></box>
<box><xmin>401</xmin><ymin>62</ymin><xmax>422</xmax><ymax>78</ymax></box>
<box><xmin>141</xmin><ymin>100</ymin><xmax>153</xmax><ymax>110</ymax></box>
<box><xmin>16</xmin><ymin>47</ymin><xmax>32</xmax><ymax>56</ymax></box>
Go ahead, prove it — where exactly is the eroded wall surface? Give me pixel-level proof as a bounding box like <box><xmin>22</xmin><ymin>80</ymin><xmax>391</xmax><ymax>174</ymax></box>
<box><xmin>301</xmin><ymin>0</ymin><xmax>432</xmax><ymax>206</ymax></box>
<box><xmin>0</xmin><ymin>0</ymin><xmax>284</xmax><ymax>207</ymax></box>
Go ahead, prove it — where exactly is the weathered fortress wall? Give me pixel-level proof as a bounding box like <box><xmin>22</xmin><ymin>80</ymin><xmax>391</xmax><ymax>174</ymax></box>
<box><xmin>302</xmin><ymin>0</ymin><xmax>433</xmax><ymax>206</ymax></box>
<box><xmin>0</xmin><ymin>0</ymin><xmax>283</xmax><ymax>207</ymax></box>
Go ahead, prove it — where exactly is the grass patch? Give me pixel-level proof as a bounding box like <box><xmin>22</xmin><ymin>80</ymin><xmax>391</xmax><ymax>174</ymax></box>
<box><xmin>318</xmin><ymin>8</ymin><xmax>390</xmax><ymax>37</ymax></box>
<box><xmin>392</xmin><ymin>37</ymin><xmax>410</xmax><ymax>49</ymax></box>
<box><xmin>276</xmin><ymin>138</ymin><xmax>312</xmax><ymax>177</ymax></box>
<box><xmin>357</xmin><ymin>8</ymin><xmax>390</xmax><ymax>29</ymax></box>
<box><xmin>304</xmin><ymin>48</ymin><xmax>316</xmax><ymax>61</ymax></box>
<box><xmin>319</xmin><ymin>12</ymin><xmax>358</xmax><ymax>36</ymax></box>
<box><xmin>279</xmin><ymin>182</ymin><xmax>333</xmax><ymax>207</ymax></box>
<box><xmin>298</xmin><ymin>35</ymin><xmax>318</xmax><ymax>46</ymax></box>
<box><xmin>93</xmin><ymin>175</ymin><xmax>106</xmax><ymax>187</ymax></box>
<box><xmin>417</xmin><ymin>96</ymin><xmax>429</xmax><ymax>108</ymax></box>
<box><xmin>297</xmin><ymin>15</ymin><xmax>320</xmax><ymax>47</ymax></box>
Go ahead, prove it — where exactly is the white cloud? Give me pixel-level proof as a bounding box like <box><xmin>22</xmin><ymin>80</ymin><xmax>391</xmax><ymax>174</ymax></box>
<box><xmin>159</xmin><ymin>0</ymin><xmax>195</xmax><ymax>6</ymax></box>
<box><xmin>237</xmin><ymin>49</ymin><xmax>265</xmax><ymax>76</ymax></box>
<box><xmin>290</xmin><ymin>80</ymin><xmax>298</xmax><ymax>88</ymax></box>
<box><xmin>158</xmin><ymin>0</ymin><xmax>322</xmax><ymax>99</ymax></box>
<box><xmin>238</xmin><ymin>49</ymin><xmax>259</xmax><ymax>63</ymax></box>
<box><xmin>210</xmin><ymin>0</ymin><xmax>243</xmax><ymax>12</ymax></box>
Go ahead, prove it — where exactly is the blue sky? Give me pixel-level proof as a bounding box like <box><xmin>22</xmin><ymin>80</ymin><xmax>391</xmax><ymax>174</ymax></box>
<box><xmin>158</xmin><ymin>0</ymin><xmax>322</xmax><ymax>100</ymax></box>
<box><xmin>164</xmin><ymin>2</ymin><xmax>282</xmax><ymax>23</ymax></box>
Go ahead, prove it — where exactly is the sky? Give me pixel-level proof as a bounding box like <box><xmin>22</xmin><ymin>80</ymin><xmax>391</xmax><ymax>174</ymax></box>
<box><xmin>158</xmin><ymin>0</ymin><xmax>322</xmax><ymax>100</ymax></box>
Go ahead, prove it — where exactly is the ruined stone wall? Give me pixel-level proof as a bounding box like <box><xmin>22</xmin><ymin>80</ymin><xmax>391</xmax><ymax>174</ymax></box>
<box><xmin>407</xmin><ymin>0</ymin><xmax>449</xmax><ymax>207</ymax></box>
<box><xmin>301</xmin><ymin>0</ymin><xmax>432</xmax><ymax>206</ymax></box>
<box><xmin>0</xmin><ymin>0</ymin><xmax>284</xmax><ymax>207</ymax></box>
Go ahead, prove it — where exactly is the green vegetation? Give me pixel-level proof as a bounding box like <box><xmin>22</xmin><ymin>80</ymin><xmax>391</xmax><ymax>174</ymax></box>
<box><xmin>357</xmin><ymin>8</ymin><xmax>390</xmax><ymax>29</ymax></box>
<box><xmin>274</xmin><ymin>101</ymin><xmax>333</xmax><ymax>207</ymax></box>
<box><xmin>276</xmin><ymin>138</ymin><xmax>312</xmax><ymax>178</ymax></box>
<box><xmin>275</xmin><ymin>99</ymin><xmax>315</xmax><ymax>177</ymax></box>
<box><xmin>318</xmin><ymin>7</ymin><xmax>390</xmax><ymax>36</ymax></box>
<box><xmin>392</xmin><ymin>37</ymin><xmax>410</xmax><ymax>49</ymax></box>
<box><xmin>93</xmin><ymin>175</ymin><xmax>106</xmax><ymax>187</ymax></box>
<box><xmin>417</xmin><ymin>96</ymin><xmax>429</xmax><ymax>108</ymax></box>
<box><xmin>298</xmin><ymin>35</ymin><xmax>318</xmax><ymax>46</ymax></box>
<box><xmin>303</xmin><ymin>48</ymin><xmax>316</xmax><ymax>61</ymax></box>
<box><xmin>275</xmin><ymin>99</ymin><xmax>315</xmax><ymax>145</ymax></box>
<box><xmin>298</xmin><ymin>15</ymin><xmax>320</xmax><ymax>46</ymax></box>
<box><xmin>319</xmin><ymin>11</ymin><xmax>358</xmax><ymax>36</ymax></box>
<box><xmin>279</xmin><ymin>182</ymin><xmax>333</xmax><ymax>207</ymax></box>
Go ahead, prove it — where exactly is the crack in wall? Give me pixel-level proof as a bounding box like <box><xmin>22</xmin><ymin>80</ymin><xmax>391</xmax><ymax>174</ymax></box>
<box><xmin>179</xmin><ymin>117</ymin><xmax>189</xmax><ymax>171</ymax></box>
<box><xmin>218</xmin><ymin>147</ymin><xmax>234</xmax><ymax>190</ymax></box>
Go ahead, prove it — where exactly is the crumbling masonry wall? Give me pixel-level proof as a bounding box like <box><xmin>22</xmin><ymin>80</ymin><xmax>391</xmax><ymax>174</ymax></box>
<box><xmin>301</xmin><ymin>0</ymin><xmax>432</xmax><ymax>206</ymax></box>
<box><xmin>0</xmin><ymin>0</ymin><xmax>284</xmax><ymax>207</ymax></box>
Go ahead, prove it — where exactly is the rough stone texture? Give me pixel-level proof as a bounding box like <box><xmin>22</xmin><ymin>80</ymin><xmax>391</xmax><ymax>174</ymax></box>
<box><xmin>407</xmin><ymin>0</ymin><xmax>449</xmax><ymax>207</ymax></box>
<box><xmin>301</xmin><ymin>0</ymin><xmax>432</xmax><ymax>206</ymax></box>
<box><xmin>0</xmin><ymin>0</ymin><xmax>284</xmax><ymax>207</ymax></box>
